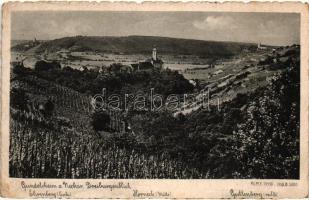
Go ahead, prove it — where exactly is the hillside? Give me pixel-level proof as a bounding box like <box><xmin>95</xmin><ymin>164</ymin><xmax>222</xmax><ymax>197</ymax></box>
<box><xmin>9</xmin><ymin>67</ymin><xmax>205</xmax><ymax>178</ymax></box>
<box><xmin>10</xmin><ymin>44</ymin><xmax>300</xmax><ymax>178</ymax></box>
<box><xmin>12</xmin><ymin>36</ymin><xmax>257</xmax><ymax>58</ymax></box>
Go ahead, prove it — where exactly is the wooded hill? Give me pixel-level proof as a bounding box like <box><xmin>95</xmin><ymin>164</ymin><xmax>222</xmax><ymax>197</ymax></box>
<box><xmin>12</xmin><ymin>35</ymin><xmax>257</xmax><ymax>57</ymax></box>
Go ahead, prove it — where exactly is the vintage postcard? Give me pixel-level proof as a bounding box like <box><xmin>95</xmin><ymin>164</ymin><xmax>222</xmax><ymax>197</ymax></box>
<box><xmin>0</xmin><ymin>1</ymin><xmax>308</xmax><ymax>199</ymax></box>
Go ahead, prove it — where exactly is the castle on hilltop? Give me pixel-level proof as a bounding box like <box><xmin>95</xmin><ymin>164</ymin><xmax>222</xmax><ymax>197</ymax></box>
<box><xmin>149</xmin><ymin>47</ymin><xmax>164</xmax><ymax>69</ymax></box>
<box><xmin>131</xmin><ymin>47</ymin><xmax>164</xmax><ymax>71</ymax></box>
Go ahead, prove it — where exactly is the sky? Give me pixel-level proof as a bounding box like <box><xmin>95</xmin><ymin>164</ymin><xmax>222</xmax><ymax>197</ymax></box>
<box><xmin>11</xmin><ymin>11</ymin><xmax>300</xmax><ymax>46</ymax></box>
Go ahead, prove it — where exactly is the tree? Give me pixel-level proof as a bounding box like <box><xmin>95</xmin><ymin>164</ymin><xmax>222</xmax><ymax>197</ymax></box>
<box><xmin>43</xmin><ymin>99</ymin><xmax>55</xmax><ymax>117</ymax></box>
<box><xmin>91</xmin><ymin>111</ymin><xmax>111</xmax><ymax>132</ymax></box>
<box><xmin>231</xmin><ymin>58</ymin><xmax>300</xmax><ymax>178</ymax></box>
<box><xmin>10</xmin><ymin>88</ymin><xmax>29</xmax><ymax>111</ymax></box>
<box><xmin>12</xmin><ymin>62</ymin><xmax>28</xmax><ymax>75</ymax></box>
<box><xmin>34</xmin><ymin>60</ymin><xmax>61</xmax><ymax>71</ymax></box>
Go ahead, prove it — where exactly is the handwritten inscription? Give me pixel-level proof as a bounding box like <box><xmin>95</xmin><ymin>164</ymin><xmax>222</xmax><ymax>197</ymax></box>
<box><xmin>230</xmin><ymin>189</ymin><xmax>278</xmax><ymax>199</ymax></box>
<box><xmin>21</xmin><ymin>181</ymin><xmax>291</xmax><ymax>198</ymax></box>
<box><xmin>29</xmin><ymin>190</ymin><xmax>71</xmax><ymax>198</ymax></box>
<box><xmin>21</xmin><ymin>181</ymin><xmax>58</xmax><ymax>191</ymax></box>
<box><xmin>20</xmin><ymin>181</ymin><xmax>170</xmax><ymax>198</ymax></box>
<box><xmin>133</xmin><ymin>190</ymin><xmax>171</xmax><ymax>198</ymax></box>
<box><xmin>85</xmin><ymin>182</ymin><xmax>131</xmax><ymax>190</ymax></box>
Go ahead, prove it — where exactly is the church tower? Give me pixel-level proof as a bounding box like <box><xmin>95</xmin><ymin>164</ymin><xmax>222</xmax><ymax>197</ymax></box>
<box><xmin>152</xmin><ymin>47</ymin><xmax>157</xmax><ymax>61</ymax></box>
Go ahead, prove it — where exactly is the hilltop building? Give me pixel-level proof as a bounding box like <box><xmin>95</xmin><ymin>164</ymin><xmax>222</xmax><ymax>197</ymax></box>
<box><xmin>23</xmin><ymin>37</ymin><xmax>40</xmax><ymax>49</ymax></box>
<box><xmin>132</xmin><ymin>47</ymin><xmax>164</xmax><ymax>71</ymax></box>
<box><xmin>257</xmin><ymin>43</ymin><xmax>267</xmax><ymax>50</ymax></box>
<box><xmin>149</xmin><ymin>47</ymin><xmax>164</xmax><ymax>69</ymax></box>
<box><xmin>31</xmin><ymin>37</ymin><xmax>39</xmax><ymax>46</ymax></box>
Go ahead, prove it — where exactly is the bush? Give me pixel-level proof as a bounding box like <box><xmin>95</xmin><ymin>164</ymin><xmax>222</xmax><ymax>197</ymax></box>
<box><xmin>43</xmin><ymin>99</ymin><xmax>55</xmax><ymax>117</ymax></box>
<box><xmin>10</xmin><ymin>88</ymin><xmax>29</xmax><ymax>111</ymax></box>
<box><xmin>91</xmin><ymin>111</ymin><xmax>111</xmax><ymax>132</ymax></box>
<box><xmin>34</xmin><ymin>60</ymin><xmax>61</xmax><ymax>71</ymax></box>
<box><xmin>12</xmin><ymin>62</ymin><xmax>28</xmax><ymax>75</ymax></box>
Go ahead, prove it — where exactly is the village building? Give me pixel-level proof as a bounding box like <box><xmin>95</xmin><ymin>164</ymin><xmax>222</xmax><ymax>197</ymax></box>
<box><xmin>213</xmin><ymin>69</ymin><xmax>224</xmax><ymax>75</ymax></box>
<box><xmin>79</xmin><ymin>66</ymin><xmax>88</xmax><ymax>71</ymax></box>
<box><xmin>189</xmin><ymin>79</ymin><xmax>197</xmax><ymax>87</ymax></box>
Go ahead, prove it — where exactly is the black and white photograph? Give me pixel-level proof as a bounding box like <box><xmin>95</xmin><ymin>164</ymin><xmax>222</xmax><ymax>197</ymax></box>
<box><xmin>9</xmin><ymin>10</ymin><xmax>301</xmax><ymax>180</ymax></box>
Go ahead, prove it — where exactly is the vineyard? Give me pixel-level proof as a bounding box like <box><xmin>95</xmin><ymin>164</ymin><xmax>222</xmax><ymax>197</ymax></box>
<box><xmin>9</xmin><ymin>73</ymin><xmax>209</xmax><ymax>178</ymax></box>
<box><xmin>10</xmin><ymin>120</ymin><xmax>208</xmax><ymax>178</ymax></box>
<box><xmin>9</xmin><ymin>44</ymin><xmax>300</xmax><ymax>179</ymax></box>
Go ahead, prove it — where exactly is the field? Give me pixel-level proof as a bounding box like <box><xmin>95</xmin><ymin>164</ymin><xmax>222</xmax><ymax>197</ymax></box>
<box><xmin>12</xmin><ymin>50</ymin><xmax>216</xmax><ymax>72</ymax></box>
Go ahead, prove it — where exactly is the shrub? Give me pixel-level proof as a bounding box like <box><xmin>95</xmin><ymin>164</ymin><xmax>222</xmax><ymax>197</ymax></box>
<box><xmin>91</xmin><ymin>111</ymin><xmax>111</xmax><ymax>132</ymax></box>
<box><xmin>10</xmin><ymin>88</ymin><xmax>29</xmax><ymax>111</ymax></box>
<box><xmin>34</xmin><ymin>60</ymin><xmax>61</xmax><ymax>71</ymax></box>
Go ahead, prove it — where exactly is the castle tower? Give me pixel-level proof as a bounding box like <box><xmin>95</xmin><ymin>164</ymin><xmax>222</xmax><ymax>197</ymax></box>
<box><xmin>152</xmin><ymin>47</ymin><xmax>157</xmax><ymax>61</ymax></box>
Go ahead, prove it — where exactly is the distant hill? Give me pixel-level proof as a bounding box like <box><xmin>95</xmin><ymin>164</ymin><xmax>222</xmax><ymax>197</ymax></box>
<box><xmin>11</xmin><ymin>40</ymin><xmax>32</xmax><ymax>47</ymax></box>
<box><xmin>12</xmin><ymin>36</ymin><xmax>257</xmax><ymax>58</ymax></box>
<box><xmin>11</xmin><ymin>40</ymin><xmax>46</xmax><ymax>52</ymax></box>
